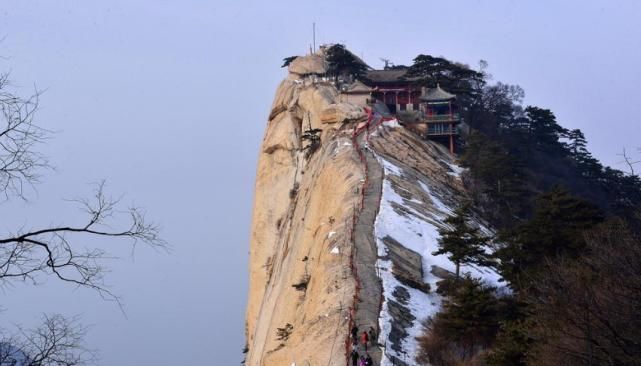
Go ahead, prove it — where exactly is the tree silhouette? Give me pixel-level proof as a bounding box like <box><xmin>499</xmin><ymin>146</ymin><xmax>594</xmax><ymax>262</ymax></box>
<box><xmin>433</xmin><ymin>204</ymin><xmax>491</xmax><ymax>279</ymax></box>
<box><xmin>0</xmin><ymin>64</ymin><xmax>164</xmax><ymax>365</ymax></box>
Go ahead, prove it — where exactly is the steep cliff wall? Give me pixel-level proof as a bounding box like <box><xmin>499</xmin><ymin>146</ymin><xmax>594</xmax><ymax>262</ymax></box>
<box><xmin>246</xmin><ymin>55</ymin><xmax>367</xmax><ymax>366</ymax></box>
<box><xmin>246</xmin><ymin>54</ymin><xmax>501</xmax><ymax>366</ymax></box>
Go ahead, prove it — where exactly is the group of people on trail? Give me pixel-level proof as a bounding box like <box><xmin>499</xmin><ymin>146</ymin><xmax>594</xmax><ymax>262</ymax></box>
<box><xmin>350</xmin><ymin>325</ymin><xmax>377</xmax><ymax>366</ymax></box>
<box><xmin>350</xmin><ymin>349</ymin><xmax>373</xmax><ymax>366</ymax></box>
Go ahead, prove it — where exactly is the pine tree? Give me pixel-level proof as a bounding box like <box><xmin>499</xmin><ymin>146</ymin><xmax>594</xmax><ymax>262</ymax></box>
<box><xmin>565</xmin><ymin>128</ymin><xmax>588</xmax><ymax>157</ymax></box>
<box><xmin>439</xmin><ymin>276</ymin><xmax>500</xmax><ymax>343</ymax></box>
<box><xmin>461</xmin><ymin>131</ymin><xmax>529</xmax><ymax>220</ymax></box>
<box><xmin>496</xmin><ymin>187</ymin><xmax>603</xmax><ymax>289</ymax></box>
<box><xmin>281</xmin><ymin>55</ymin><xmax>298</xmax><ymax>68</ymax></box>
<box><xmin>418</xmin><ymin>276</ymin><xmax>500</xmax><ymax>363</ymax></box>
<box><xmin>406</xmin><ymin>54</ymin><xmax>485</xmax><ymax>100</ymax></box>
<box><xmin>325</xmin><ymin>44</ymin><xmax>367</xmax><ymax>80</ymax></box>
<box><xmin>524</xmin><ymin>106</ymin><xmax>567</xmax><ymax>149</ymax></box>
<box><xmin>433</xmin><ymin>204</ymin><xmax>491</xmax><ymax>279</ymax></box>
<box><xmin>485</xmin><ymin>319</ymin><xmax>532</xmax><ymax>366</ymax></box>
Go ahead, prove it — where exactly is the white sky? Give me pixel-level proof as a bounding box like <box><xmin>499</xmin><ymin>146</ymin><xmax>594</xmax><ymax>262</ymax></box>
<box><xmin>1</xmin><ymin>1</ymin><xmax>640</xmax><ymax>365</ymax></box>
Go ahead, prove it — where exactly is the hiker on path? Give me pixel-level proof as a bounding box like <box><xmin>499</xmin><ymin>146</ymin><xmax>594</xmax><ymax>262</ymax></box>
<box><xmin>361</xmin><ymin>331</ymin><xmax>369</xmax><ymax>351</ymax></box>
<box><xmin>358</xmin><ymin>355</ymin><xmax>367</xmax><ymax>366</ymax></box>
<box><xmin>351</xmin><ymin>325</ymin><xmax>359</xmax><ymax>345</ymax></box>
<box><xmin>365</xmin><ymin>354</ymin><xmax>373</xmax><ymax>366</ymax></box>
<box><xmin>350</xmin><ymin>349</ymin><xmax>359</xmax><ymax>366</ymax></box>
<box><xmin>368</xmin><ymin>327</ymin><xmax>377</xmax><ymax>346</ymax></box>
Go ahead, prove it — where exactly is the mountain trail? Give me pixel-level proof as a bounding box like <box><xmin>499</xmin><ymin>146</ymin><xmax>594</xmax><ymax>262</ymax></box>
<box><xmin>350</xmin><ymin>124</ymin><xmax>384</xmax><ymax>365</ymax></box>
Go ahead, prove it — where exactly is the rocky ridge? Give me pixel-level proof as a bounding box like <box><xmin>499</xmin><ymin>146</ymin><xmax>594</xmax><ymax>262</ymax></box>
<box><xmin>245</xmin><ymin>53</ymin><xmax>501</xmax><ymax>366</ymax></box>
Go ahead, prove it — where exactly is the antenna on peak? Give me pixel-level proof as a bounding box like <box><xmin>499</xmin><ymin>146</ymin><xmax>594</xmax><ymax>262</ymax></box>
<box><xmin>312</xmin><ymin>22</ymin><xmax>316</xmax><ymax>53</ymax></box>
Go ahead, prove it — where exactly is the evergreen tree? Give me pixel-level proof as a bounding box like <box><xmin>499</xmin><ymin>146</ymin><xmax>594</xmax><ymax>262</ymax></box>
<box><xmin>485</xmin><ymin>319</ymin><xmax>532</xmax><ymax>366</ymax></box>
<box><xmin>439</xmin><ymin>276</ymin><xmax>500</xmax><ymax>351</ymax></box>
<box><xmin>564</xmin><ymin>128</ymin><xmax>588</xmax><ymax>158</ymax></box>
<box><xmin>301</xmin><ymin>126</ymin><xmax>322</xmax><ymax>158</ymax></box>
<box><xmin>325</xmin><ymin>44</ymin><xmax>367</xmax><ymax>80</ymax></box>
<box><xmin>461</xmin><ymin>132</ymin><xmax>530</xmax><ymax>222</ymax></box>
<box><xmin>481</xmin><ymin>82</ymin><xmax>525</xmax><ymax>130</ymax></box>
<box><xmin>599</xmin><ymin>167</ymin><xmax>641</xmax><ymax>215</ymax></box>
<box><xmin>406</xmin><ymin>54</ymin><xmax>484</xmax><ymax>100</ymax></box>
<box><xmin>463</xmin><ymin>133</ymin><xmax>523</xmax><ymax>195</ymax></box>
<box><xmin>417</xmin><ymin>276</ymin><xmax>501</xmax><ymax>364</ymax></box>
<box><xmin>496</xmin><ymin>187</ymin><xmax>603</xmax><ymax>289</ymax></box>
<box><xmin>523</xmin><ymin>106</ymin><xmax>567</xmax><ymax>149</ymax></box>
<box><xmin>281</xmin><ymin>55</ymin><xmax>298</xmax><ymax>68</ymax></box>
<box><xmin>433</xmin><ymin>204</ymin><xmax>491</xmax><ymax>279</ymax></box>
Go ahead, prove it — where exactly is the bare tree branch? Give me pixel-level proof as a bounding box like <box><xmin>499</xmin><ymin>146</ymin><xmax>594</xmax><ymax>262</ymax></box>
<box><xmin>0</xmin><ymin>59</ymin><xmax>165</xmax><ymax>364</ymax></box>
<box><xmin>617</xmin><ymin>147</ymin><xmax>641</xmax><ymax>176</ymax></box>
<box><xmin>0</xmin><ymin>181</ymin><xmax>166</xmax><ymax>303</ymax></box>
<box><xmin>0</xmin><ymin>72</ymin><xmax>51</xmax><ymax>200</ymax></box>
<box><xmin>12</xmin><ymin>314</ymin><xmax>97</xmax><ymax>366</ymax></box>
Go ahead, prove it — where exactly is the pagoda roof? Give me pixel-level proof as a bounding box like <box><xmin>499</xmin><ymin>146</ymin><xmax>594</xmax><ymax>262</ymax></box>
<box><xmin>421</xmin><ymin>84</ymin><xmax>456</xmax><ymax>101</ymax></box>
<box><xmin>362</xmin><ymin>69</ymin><xmax>425</xmax><ymax>87</ymax></box>
<box><xmin>344</xmin><ymin>80</ymin><xmax>374</xmax><ymax>94</ymax></box>
<box><xmin>364</xmin><ymin>69</ymin><xmax>408</xmax><ymax>83</ymax></box>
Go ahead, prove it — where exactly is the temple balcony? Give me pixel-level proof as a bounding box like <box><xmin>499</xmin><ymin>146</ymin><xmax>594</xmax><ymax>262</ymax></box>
<box><xmin>426</xmin><ymin>129</ymin><xmax>459</xmax><ymax>136</ymax></box>
<box><xmin>426</xmin><ymin>122</ymin><xmax>459</xmax><ymax>136</ymax></box>
<box><xmin>424</xmin><ymin>113</ymin><xmax>460</xmax><ymax>122</ymax></box>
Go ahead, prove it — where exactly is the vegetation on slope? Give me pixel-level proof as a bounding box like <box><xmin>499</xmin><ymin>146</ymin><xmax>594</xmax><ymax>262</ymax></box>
<box><xmin>410</xmin><ymin>52</ymin><xmax>641</xmax><ymax>366</ymax></box>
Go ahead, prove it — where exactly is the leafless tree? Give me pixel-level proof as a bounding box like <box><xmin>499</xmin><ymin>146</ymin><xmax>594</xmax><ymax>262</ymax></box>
<box><xmin>0</xmin><ymin>65</ymin><xmax>164</xmax><ymax>364</ymax></box>
<box><xmin>529</xmin><ymin>219</ymin><xmax>641</xmax><ymax>366</ymax></box>
<box><xmin>0</xmin><ymin>73</ymin><xmax>165</xmax><ymax>301</ymax></box>
<box><xmin>0</xmin><ymin>72</ymin><xmax>49</xmax><ymax>200</ymax></box>
<box><xmin>0</xmin><ymin>180</ymin><xmax>165</xmax><ymax>302</ymax></box>
<box><xmin>9</xmin><ymin>314</ymin><xmax>96</xmax><ymax>366</ymax></box>
<box><xmin>617</xmin><ymin>147</ymin><xmax>640</xmax><ymax>176</ymax></box>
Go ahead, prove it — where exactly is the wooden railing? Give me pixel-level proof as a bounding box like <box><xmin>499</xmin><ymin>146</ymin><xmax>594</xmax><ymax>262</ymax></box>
<box><xmin>426</xmin><ymin>127</ymin><xmax>459</xmax><ymax>135</ymax></box>
<box><xmin>424</xmin><ymin>113</ymin><xmax>460</xmax><ymax>122</ymax></box>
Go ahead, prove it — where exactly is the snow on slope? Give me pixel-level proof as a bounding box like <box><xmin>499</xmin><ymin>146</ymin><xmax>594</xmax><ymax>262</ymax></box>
<box><xmin>372</xmin><ymin>150</ymin><xmax>502</xmax><ymax>365</ymax></box>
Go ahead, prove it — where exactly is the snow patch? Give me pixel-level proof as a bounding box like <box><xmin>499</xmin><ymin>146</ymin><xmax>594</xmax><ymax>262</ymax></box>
<box><xmin>418</xmin><ymin>180</ymin><xmax>453</xmax><ymax>217</ymax></box>
<box><xmin>382</xmin><ymin>119</ymin><xmax>401</xmax><ymax>128</ymax></box>
<box><xmin>373</xmin><ymin>154</ymin><xmax>502</xmax><ymax>365</ymax></box>
<box><xmin>445</xmin><ymin>161</ymin><xmax>465</xmax><ymax>178</ymax></box>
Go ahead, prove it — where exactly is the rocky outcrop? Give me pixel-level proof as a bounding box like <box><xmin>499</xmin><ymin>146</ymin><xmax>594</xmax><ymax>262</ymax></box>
<box><xmin>246</xmin><ymin>55</ymin><xmax>364</xmax><ymax>366</ymax></box>
<box><xmin>320</xmin><ymin>103</ymin><xmax>365</xmax><ymax>124</ymax></box>
<box><xmin>288</xmin><ymin>54</ymin><xmax>328</xmax><ymax>77</ymax></box>
<box><xmin>382</xmin><ymin>236</ymin><xmax>429</xmax><ymax>293</ymax></box>
<box><xmin>247</xmin><ymin>52</ymin><xmax>501</xmax><ymax>366</ymax></box>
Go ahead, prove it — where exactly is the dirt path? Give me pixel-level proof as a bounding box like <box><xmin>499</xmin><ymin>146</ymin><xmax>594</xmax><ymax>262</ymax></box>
<box><xmin>351</xmin><ymin>129</ymin><xmax>384</xmax><ymax>365</ymax></box>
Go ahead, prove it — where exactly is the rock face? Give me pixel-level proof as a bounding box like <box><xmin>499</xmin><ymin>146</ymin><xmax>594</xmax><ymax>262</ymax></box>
<box><xmin>246</xmin><ymin>57</ymin><xmax>365</xmax><ymax>366</ymax></box>
<box><xmin>382</xmin><ymin>236</ymin><xmax>429</xmax><ymax>293</ymax></box>
<box><xmin>246</xmin><ymin>54</ymin><xmax>502</xmax><ymax>366</ymax></box>
<box><xmin>288</xmin><ymin>54</ymin><xmax>328</xmax><ymax>76</ymax></box>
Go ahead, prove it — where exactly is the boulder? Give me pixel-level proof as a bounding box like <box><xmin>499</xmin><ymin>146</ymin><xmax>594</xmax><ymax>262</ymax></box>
<box><xmin>288</xmin><ymin>54</ymin><xmax>328</xmax><ymax>76</ymax></box>
<box><xmin>319</xmin><ymin>103</ymin><xmax>366</xmax><ymax>124</ymax></box>
<box><xmin>430</xmin><ymin>265</ymin><xmax>455</xmax><ymax>280</ymax></box>
<box><xmin>382</xmin><ymin>236</ymin><xmax>430</xmax><ymax>293</ymax></box>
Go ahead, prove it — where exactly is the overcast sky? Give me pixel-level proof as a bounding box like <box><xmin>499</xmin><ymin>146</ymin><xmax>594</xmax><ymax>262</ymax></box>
<box><xmin>1</xmin><ymin>1</ymin><xmax>640</xmax><ymax>365</ymax></box>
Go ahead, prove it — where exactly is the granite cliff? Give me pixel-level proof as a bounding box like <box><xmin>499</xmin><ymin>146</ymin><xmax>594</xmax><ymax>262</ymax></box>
<box><xmin>245</xmin><ymin>52</ymin><xmax>500</xmax><ymax>366</ymax></box>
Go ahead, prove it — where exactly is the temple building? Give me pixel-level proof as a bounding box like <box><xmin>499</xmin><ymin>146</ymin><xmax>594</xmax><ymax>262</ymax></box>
<box><xmin>420</xmin><ymin>84</ymin><xmax>460</xmax><ymax>154</ymax></box>
<box><xmin>353</xmin><ymin>68</ymin><xmax>460</xmax><ymax>154</ymax></box>
<box><xmin>338</xmin><ymin>80</ymin><xmax>374</xmax><ymax>106</ymax></box>
<box><xmin>364</xmin><ymin>69</ymin><xmax>422</xmax><ymax>114</ymax></box>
